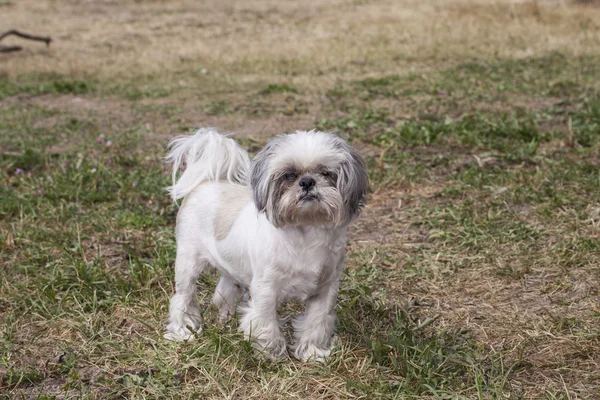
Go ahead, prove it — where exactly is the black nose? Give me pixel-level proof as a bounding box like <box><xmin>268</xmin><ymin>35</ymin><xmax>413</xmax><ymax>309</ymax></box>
<box><xmin>298</xmin><ymin>176</ymin><xmax>316</xmax><ymax>191</ymax></box>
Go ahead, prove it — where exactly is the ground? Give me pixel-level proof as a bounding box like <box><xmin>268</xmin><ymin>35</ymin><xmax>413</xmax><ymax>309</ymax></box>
<box><xmin>1</xmin><ymin>0</ymin><xmax>599</xmax><ymax>399</ymax></box>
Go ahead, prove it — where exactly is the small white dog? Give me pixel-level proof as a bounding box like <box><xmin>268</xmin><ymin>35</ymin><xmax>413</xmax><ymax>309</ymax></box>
<box><xmin>163</xmin><ymin>128</ymin><xmax>368</xmax><ymax>361</ymax></box>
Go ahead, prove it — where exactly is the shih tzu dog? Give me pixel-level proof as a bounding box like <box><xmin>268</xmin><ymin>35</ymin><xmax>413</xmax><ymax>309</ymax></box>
<box><xmin>163</xmin><ymin>128</ymin><xmax>368</xmax><ymax>361</ymax></box>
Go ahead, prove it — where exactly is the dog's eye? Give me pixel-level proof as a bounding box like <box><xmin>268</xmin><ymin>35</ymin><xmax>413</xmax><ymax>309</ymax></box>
<box><xmin>321</xmin><ymin>171</ymin><xmax>330</xmax><ymax>177</ymax></box>
<box><xmin>284</xmin><ymin>171</ymin><xmax>297</xmax><ymax>181</ymax></box>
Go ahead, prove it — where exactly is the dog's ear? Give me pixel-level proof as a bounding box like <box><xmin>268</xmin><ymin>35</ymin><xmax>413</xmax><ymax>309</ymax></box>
<box><xmin>250</xmin><ymin>141</ymin><xmax>275</xmax><ymax>212</ymax></box>
<box><xmin>337</xmin><ymin>140</ymin><xmax>368</xmax><ymax>224</ymax></box>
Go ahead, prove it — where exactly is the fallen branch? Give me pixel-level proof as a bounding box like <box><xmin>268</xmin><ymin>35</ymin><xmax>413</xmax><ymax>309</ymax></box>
<box><xmin>0</xmin><ymin>29</ymin><xmax>52</xmax><ymax>53</ymax></box>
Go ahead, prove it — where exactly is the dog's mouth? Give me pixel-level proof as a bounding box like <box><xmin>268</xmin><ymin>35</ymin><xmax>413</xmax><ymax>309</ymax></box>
<box><xmin>300</xmin><ymin>192</ymin><xmax>318</xmax><ymax>202</ymax></box>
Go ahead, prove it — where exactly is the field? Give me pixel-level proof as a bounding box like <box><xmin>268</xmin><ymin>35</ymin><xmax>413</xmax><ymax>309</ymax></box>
<box><xmin>1</xmin><ymin>0</ymin><xmax>599</xmax><ymax>398</ymax></box>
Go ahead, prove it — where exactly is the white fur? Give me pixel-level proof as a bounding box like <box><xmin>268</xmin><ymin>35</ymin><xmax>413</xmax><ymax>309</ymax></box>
<box><xmin>164</xmin><ymin>129</ymin><xmax>367</xmax><ymax>362</ymax></box>
<box><xmin>166</xmin><ymin>128</ymin><xmax>250</xmax><ymax>201</ymax></box>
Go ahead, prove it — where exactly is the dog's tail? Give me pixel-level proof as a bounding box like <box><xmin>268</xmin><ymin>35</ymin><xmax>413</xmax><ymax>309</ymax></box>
<box><xmin>166</xmin><ymin>128</ymin><xmax>250</xmax><ymax>201</ymax></box>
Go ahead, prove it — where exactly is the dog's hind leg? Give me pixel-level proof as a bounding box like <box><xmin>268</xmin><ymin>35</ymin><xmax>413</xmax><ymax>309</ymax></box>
<box><xmin>164</xmin><ymin>252</ymin><xmax>208</xmax><ymax>341</ymax></box>
<box><xmin>212</xmin><ymin>274</ymin><xmax>243</xmax><ymax>323</ymax></box>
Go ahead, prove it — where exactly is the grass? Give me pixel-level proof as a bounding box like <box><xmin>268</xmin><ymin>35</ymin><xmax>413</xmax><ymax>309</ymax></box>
<box><xmin>0</xmin><ymin>75</ymin><xmax>95</xmax><ymax>99</ymax></box>
<box><xmin>259</xmin><ymin>84</ymin><xmax>298</xmax><ymax>95</ymax></box>
<box><xmin>2</xmin><ymin>0</ymin><xmax>600</xmax><ymax>398</ymax></box>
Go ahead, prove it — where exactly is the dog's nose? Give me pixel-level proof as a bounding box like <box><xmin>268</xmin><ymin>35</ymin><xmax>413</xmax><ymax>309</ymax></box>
<box><xmin>298</xmin><ymin>176</ymin><xmax>316</xmax><ymax>191</ymax></box>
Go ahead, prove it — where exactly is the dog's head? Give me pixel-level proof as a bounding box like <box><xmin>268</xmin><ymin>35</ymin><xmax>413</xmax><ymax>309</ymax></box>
<box><xmin>250</xmin><ymin>130</ymin><xmax>368</xmax><ymax>228</ymax></box>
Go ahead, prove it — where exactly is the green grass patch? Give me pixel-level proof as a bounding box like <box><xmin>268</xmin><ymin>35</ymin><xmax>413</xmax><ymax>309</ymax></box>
<box><xmin>258</xmin><ymin>83</ymin><xmax>298</xmax><ymax>95</ymax></box>
<box><xmin>0</xmin><ymin>74</ymin><xmax>94</xmax><ymax>98</ymax></box>
<box><xmin>203</xmin><ymin>100</ymin><xmax>231</xmax><ymax>115</ymax></box>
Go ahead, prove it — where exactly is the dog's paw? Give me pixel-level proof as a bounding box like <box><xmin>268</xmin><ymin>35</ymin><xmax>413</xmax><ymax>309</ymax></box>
<box><xmin>164</xmin><ymin>323</ymin><xmax>202</xmax><ymax>341</ymax></box>
<box><xmin>294</xmin><ymin>342</ymin><xmax>332</xmax><ymax>363</ymax></box>
<box><xmin>253</xmin><ymin>336</ymin><xmax>288</xmax><ymax>360</ymax></box>
<box><xmin>216</xmin><ymin>312</ymin><xmax>233</xmax><ymax>326</ymax></box>
<box><xmin>165</xmin><ymin>294</ymin><xmax>203</xmax><ymax>341</ymax></box>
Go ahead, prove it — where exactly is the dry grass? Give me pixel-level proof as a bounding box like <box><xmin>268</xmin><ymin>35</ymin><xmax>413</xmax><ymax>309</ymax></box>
<box><xmin>3</xmin><ymin>0</ymin><xmax>600</xmax><ymax>83</ymax></box>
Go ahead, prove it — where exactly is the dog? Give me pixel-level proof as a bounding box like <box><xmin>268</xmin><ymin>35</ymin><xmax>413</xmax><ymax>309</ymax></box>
<box><xmin>163</xmin><ymin>128</ymin><xmax>368</xmax><ymax>361</ymax></box>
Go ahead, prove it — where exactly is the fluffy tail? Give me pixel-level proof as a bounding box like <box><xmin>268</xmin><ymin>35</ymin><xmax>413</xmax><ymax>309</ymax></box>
<box><xmin>166</xmin><ymin>128</ymin><xmax>250</xmax><ymax>201</ymax></box>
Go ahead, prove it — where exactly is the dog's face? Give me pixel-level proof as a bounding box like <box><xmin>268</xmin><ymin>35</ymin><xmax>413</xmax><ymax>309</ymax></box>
<box><xmin>250</xmin><ymin>131</ymin><xmax>368</xmax><ymax>228</ymax></box>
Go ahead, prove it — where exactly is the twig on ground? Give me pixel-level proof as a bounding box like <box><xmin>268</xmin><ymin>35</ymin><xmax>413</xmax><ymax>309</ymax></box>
<box><xmin>0</xmin><ymin>29</ymin><xmax>52</xmax><ymax>53</ymax></box>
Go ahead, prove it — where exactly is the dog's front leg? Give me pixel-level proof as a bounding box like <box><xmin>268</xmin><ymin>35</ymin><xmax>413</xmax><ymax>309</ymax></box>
<box><xmin>292</xmin><ymin>277</ymin><xmax>340</xmax><ymax>362</ymax></box>
<box><xmin>238</xmin><ymin>279</ymin><xmax>287</xmax><ymax>358</ymax></box>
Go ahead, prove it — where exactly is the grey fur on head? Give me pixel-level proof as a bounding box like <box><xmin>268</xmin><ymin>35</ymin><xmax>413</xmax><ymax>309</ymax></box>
<box><xmin>249</xmin><ymin>138</ymin><xmax>279</xmax><ymax>224</ymax></box>
<box><xmin>334</xmin><ymin>137</ymin><xmax>369</xmax><ymax>224</ymax></box>
<box><xmin>250</xmin><ymin>130</ymin><xmax>368</xmax><ymax>228</ymax></box>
